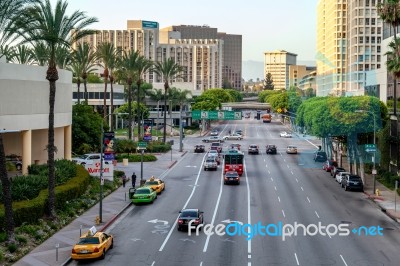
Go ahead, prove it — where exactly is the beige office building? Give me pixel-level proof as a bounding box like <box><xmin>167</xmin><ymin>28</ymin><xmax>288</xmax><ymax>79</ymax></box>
<box><xmin>288</xmin><ymin>65</ymin><xmax>317</xmax><ymax>88</ymax></box>
<box><xmin>264</xmin><ymin>50</ymin><xmax>297</xmax><ymax>90</ymax></box>
<box><xmin>316</xmin><ymin>0</ymin><xmax>382</xmax><ymax>96</ymax></box>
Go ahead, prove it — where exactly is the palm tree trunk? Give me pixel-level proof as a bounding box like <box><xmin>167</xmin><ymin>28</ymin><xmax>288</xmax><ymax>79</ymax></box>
<box><xmin>77</xmin><ymin>78</ymin><xmax>81</xmax><ymax>104</ymax></box>
<box><xmin>128</xmin><ymin>80</ymin><xmax>132</xmax><ymax>140</ymax></box>
<box><xmin>46</xmin><ymin>66</ymin><xmax>58</xmax><ymax>220</ymax></box>
<box><xmin>0</xmin><ymin>133</ymin><xmax>15</xmax><ymax>243</ymax></box>
<box><xmin>110</xmin><ymin>76</ymin><xmax>114</xmax><ymax>131</ymax></box>
<box><xmin>163</xmin><ymin>86</ymin><xmax>168</xmax><ymax>143</ymax></box>
<box><xmin>83</xmin><ymin>78</ymin><xmax>88</xmax><ymax>104</ymax></box>
<box><xmin>394</xmin><ymin>25</ymin><xmax>398</xmax><ymax>116</ymax></box>
<box><xmin>137</xmin><ymin>81</ymin><xmax>141</xmax><ymax>140</ymax></box>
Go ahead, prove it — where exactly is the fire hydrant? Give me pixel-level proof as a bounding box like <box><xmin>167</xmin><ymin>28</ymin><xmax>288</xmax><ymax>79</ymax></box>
<box><xmin>95</xmin><ymin>216</ymin><xmax>100</xmax><ymax>225</ymax></box>
<box><xmin>375</xmin><ymin>189</ymin><xmax>381</xmax><ymax>196</ymax></box>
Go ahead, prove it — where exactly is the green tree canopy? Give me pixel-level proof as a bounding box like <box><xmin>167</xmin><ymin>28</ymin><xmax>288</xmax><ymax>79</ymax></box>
<box><xmin>115</xmin><ymin>101</ymin><xmax>149</xmax><ymax>121</ymax></box>
<box><xmin>201</xmin><ymin>88</ymin><xmax>234</xmax><ymax>103</ymax></box>
<box><xmin>258</xmin><ymin>89</ymin><xmax>280</xmax><ymax>103</ymax></box>
<box><xmin>225</xmin><ymin>89</ymin><xmax>243</xmax><ymax>102</ymax></box>
<box><xmin>263</xmin><ymin>72</ymin><xmax>274</xmax><ymax>90</ymax></box>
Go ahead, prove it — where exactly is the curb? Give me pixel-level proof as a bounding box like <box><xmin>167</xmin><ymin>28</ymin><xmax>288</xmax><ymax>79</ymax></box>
<box><xmin>363</xmin><ymin>191</ymin><xmax>400</xmax><ymax>224</ymax></box>
<box><xmin>168</xmin><ymin>160</ymin><xmax>178</xmax><ymax>169</ymax></box>
<box><xmin>181</xmin><ymin>151</ymin><xmax>188</xmax><ymax>157</ymax></box>
<box><xmin>61</xmin><ymin>201</ymin><xmax>132</xmax><ymax>266</ymax></box>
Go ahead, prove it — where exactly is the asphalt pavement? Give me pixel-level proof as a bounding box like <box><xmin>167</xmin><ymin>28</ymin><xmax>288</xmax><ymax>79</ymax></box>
<box><xmin>13</xmin><ymin>119</ymin><xmax>400</xmax><ymax>265</ymax></box>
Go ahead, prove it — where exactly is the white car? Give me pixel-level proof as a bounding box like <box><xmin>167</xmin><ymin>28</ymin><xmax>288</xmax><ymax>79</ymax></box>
<box><xmin>336</xmin><ymin>172</ymin><xmax>350</xmax><ymax>183</ymax></box>
<box><xmin>202</xmin><ymin>136</ymin><xmax>224</xmax><ymax>143</ymax></box>
<box><xmin>280</xmin><ymin>131</ymin><xmax>292</xmax><ymax>138</ymax></box>
<box><xmin>72</xmin><ymin>153</ymin><xmax>109</xmax><ymax>165</ymax></box>
<box><xmin>223</xmin><ymin>134</ymin><xmax>243</xmax><ymax>140</ymax></box>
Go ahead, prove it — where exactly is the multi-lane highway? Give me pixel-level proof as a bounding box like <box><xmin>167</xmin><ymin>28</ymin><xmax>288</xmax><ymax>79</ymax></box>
<box><xmin>73</xmin><ymin>116</ymin><xmax>400</xmax><ymax>266</ymax></box>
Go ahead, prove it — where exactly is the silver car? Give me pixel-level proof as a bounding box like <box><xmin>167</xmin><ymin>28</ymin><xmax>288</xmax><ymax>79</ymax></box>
<box><xmin>223</xmin><ymin>134</ymin><xmax>243</xmax><ymax>140</ymax></box>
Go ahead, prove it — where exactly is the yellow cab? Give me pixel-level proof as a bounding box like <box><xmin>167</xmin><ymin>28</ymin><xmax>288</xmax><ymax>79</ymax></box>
<box><xmin>144</xmin><ymin>176</ymin><xmax>165</xmax><ymax>194</ymax></box>
<box><xmin>71</xmin><ymin>226</ymin><xmax>113</xmax><ymax>260</ymax></box>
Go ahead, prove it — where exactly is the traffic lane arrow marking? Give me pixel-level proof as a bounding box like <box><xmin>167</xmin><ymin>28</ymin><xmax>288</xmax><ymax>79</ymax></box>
<box><xmin>152</xmin><ymin>230</ymin><xmax>168</xmax><ymax>235</ymax></box>
<box><xmin>188</xmin><ymin>184</ymin><xmax>200</xmax><ymax>187</ymax></box>
<box><xmin>148</xmin><ymin>219</ymin><xmax>168</xmax><ymax>225</ymax></box>
<box><xmin>180</xmin><ymin>238</ymin><xmax>196</xmax><ymax>243</ymax></box>
<box><xmin>185</xmin><ymin>165</ymin><xmax>198</xmax><ymax>167</ymax></box>
<box><xmin>222</xmin><ymin>238</ymin><xmax>235</xmax><ymax>243</ymax></box>
<box><xmin>221</xmin><ymin>219</ymin><xmax>243</xmax><ymax>225</ymax></box>
<box><xmin>131</xmin><ymin>238</ymin><xmax>144</xmax><ymax>242</ymax></box>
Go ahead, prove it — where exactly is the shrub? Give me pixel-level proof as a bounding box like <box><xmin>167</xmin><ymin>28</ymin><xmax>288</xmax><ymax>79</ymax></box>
<box><xmin>0</xmin><ymin>232</ymin><xmax>6</xmax><ymax>243</ymax></box>
<box><xmin>146</xmin><ymin>141</ymin><xmax>171</xmax><ymax>153</ymax></box>
<box><xmin>27</xmin><ymin>164</ymin><xmax>47</xmax><ymax>176</ymax></box>
<box><xmin>55</xmin><ymin>159</ymin><xmax>77</xmax><ymax>185</ymax></box>
<box><xmin>15</xmin><ymin>235</ymin><xmax>27</xmax><ymax>244</ymax></box>
<box><xmin>7</xmin><ymin>243</ymin><xmax>17</xmax><ymax>253</ymax></box>
<box><xmin>115</xmin><ymin>154</ymin><xmax>157</xmax><ymax>162</ymax></box>
<box><xmin>6</xmin><ymin>162</ymin><xmax>16</xmax><ymax>172</ymax></box>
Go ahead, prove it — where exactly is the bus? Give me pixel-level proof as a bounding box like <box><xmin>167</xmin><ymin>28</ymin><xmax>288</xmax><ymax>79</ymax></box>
<box><xmin>224</xmin><ymin>149</ymin><xmax>245</xmax><ymax>176</ymax></box>
<box><xmin>262</xmin><ymin>113</ymin><xmax>272</xmax><ymax>123</ymax></box>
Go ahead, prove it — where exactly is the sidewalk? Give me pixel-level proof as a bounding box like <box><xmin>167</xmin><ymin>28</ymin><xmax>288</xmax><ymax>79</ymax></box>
<box><xmin>14</xmin><ymin>140</ymin><xmax>188</xmax><ymax>266</ymax></box>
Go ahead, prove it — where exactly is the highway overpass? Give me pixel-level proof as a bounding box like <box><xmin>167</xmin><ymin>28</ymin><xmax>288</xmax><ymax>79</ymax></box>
<box><xmin>221</xmin><ymin>101</ymin><xmax>271</xmax><ymax>110</ymax></box>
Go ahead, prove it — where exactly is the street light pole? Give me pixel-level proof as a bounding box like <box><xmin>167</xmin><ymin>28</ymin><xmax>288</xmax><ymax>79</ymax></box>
<box><xmin>179</xmin><ymin>104</ymin><xmax>183</xmax><ymax>152</ymax></box>
<box><xmin>99</xmin><ymin>120</ymin><xmax>104</xmax><ymax>223</ymax></box>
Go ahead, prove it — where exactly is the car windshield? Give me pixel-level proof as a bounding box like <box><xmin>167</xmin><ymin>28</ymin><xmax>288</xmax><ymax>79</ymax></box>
<box><xmin>145</xmin><ymin>181</ymin><xmax>159</xmax><ymax>185</ymax></box>
<box><xmin>79</xmin><ymin>154</ymin><xmax>89</xmax><ymax>159</ymax></box>
<box><xmin>77</xmin><ymin>237</ymin><xmax>100</xmax><ymax>245</ymax></box>
<box><xmin>250</xmin><ymin>145</ymin><xmax>257</xmax><ymax>148</ymax></box>
<box><xmin>180</xmin><ymin>211</ymin><xmax>198</xmax><ymax>218</ymax></box>
<box><xmin>206</xmin><ymin>159</ymin><xmax>215</xmax><ymax>163</ymax></box>
<box><xmin>349</xmin><ymin>176</ymin><xmax>362</xmax><ymax>181</ymax></box>
<box><xmin>135</xmin><ymin>189</ymin><xmax>150</xmax><ymax>194</ymax></box>
<box><xmin>226</xmin><ymin>172</ymin><xmax>238</xmax><ymax>177</ymax></box>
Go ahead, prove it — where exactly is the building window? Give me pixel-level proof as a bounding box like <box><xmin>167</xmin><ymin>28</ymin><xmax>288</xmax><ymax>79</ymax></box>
<box><xmin>359</xmin><ymin>36</ymin><xmax>363</xmax><ymax>43</ymax></box>
<box><xmin>372</xmin><ymin>18</ymin><xmax>376</xmax><ymax>25</ymax></box>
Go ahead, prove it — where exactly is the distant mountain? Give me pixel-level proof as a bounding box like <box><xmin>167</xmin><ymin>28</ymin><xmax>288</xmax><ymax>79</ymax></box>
<box><xmin>242</xmin><ymin>60</ymin><xmax>316</xmax><ymax>81</ymax></box>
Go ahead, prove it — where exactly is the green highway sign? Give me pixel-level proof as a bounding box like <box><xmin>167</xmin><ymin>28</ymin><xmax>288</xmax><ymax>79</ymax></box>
<box><xmin>138</xmin><ymin>142</ymin><xmax>147</xmax><ymax>149</ymax></box>
<box><xmin>365</xmin><ymin>144</ymin><xmax>376</xmax><ymax>152</ymax></box>
<box><xmin>192</xmin><ymin>110</ymin><xmax>242</xmax><ymax>120</ymax></box>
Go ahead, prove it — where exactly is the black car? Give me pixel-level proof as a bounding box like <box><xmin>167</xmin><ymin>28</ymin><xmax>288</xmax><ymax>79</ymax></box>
<box><xmin>194</xmin><ymin>145</ymin><xmax>205</xmax><ymax>153</ymax></box>
<box><xmin>6</xmin><ymin>154</ymin><xmax>22</xmax><ymax>171</ymax></box>
<box><xmin>314</xmin><ymin>151</ymin><xmax>327</xmax><ymax>162</ymax></box>
<box><xmin>341</xmin><ymin>175</ymin><xmax>364</xmax><ymax>191</ymax></box>
<box><xmin>266</xmin><ymin>145</ymin><xmax>277</xmax><ymax>154</ymax></box>
<box><xmin>177</xmin><ymin>209</ymin><xmax>204</xmax><ymax>231</ymax></box>
<box><xmin>224</xmin><ymin>171</ymin><xmax>240</xmax><ymax>185</ymax></box>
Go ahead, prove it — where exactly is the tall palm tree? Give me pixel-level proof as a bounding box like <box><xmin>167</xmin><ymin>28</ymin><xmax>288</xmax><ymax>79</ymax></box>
<box><xmin>153</xmin><ymin>58</ymin><xmax>183</xmax><ymax>143</ymax></box>
<box><xmin>0</xmin><ymin>44</ymin><xmax>14</xmax><ymax>62</ymax></box>
<box><xmin>377</xmin><ymin>0</ymin><xmax>400</xmax><ymax>115</ymax></box>
<box><xmin>0</xmin><ymin>0</ymin><xmax>36</xmax><ymax>244</ymax></box>
<box><xmin>13</xmin><ymin>0</ymin><xmax>98</xmax><ymax>219</ymax></box>
<box><xmin>68</xmin><ymin>61</ymin><xmax>83</xmax><ymax>104</ymax></box>
<box><xmin>10</xmin><ymin>44</ymin><xmax>34</xmax><ymax>64</ymax></box>
<box><xmin>134</xmin><ymin>56</ymin><xmax>153</xmax><ymax>139</ymax></box>
<box><xmin>119</xmin><ymin>50</ymin><xmax>140</xmax><ymax>140</ymax></box>
<box><xmin>31</xmin><ymin>42</ymin><xmax>49</xmax><ymax>66</ymax></box>
<box><xmin>96</xmin><ymin>42</ymin><xmax>117</xmax><ymax>123</ymax></box>
<box><xmin>108</xmin><ymin>49</ymin><xmax>119</xmax><ymax>131</ymax></box>
<box><xmin>72</xmin><ymin>42</ymin><xmax>97</xmax><ymax>104</ymax></box>
<box><xmin>55</xmin><ymin>45</ymin><xmax>71</xmax><ymax>69</ymax></box>
<box><xmin>149</xmin><ymin>88</ymin><xmax>164</xmax><ymax>128</ymax></box>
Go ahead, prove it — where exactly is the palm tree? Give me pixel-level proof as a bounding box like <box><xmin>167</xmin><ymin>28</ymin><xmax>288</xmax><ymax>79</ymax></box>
<box><xmin>134</xmin><ymin>56</ymin><xmax>153</xmax><ymax>139</ymax></box>
<box><xmin>119</xmin><ymin>50</ymin><xmax>140</xmax><ymax>140</ymax></box>
<box><xmin>377</xmin><ymin>0</ymin><xmax>400</xmax><ymax>115</ymax></box>
<box><xmin>9</xmin><ymin>45</ymin><xmax>35</xmax><ymax>64</ymax></box>
<box><xmin>55</xmin><ymin>45</ymin><xmax>71</xmax><ymax>69</ymax></box>
<box><xmin>169</xmin><ymin>88</ymin><xmax>191</xmax><ymax>151</ymax></box>
<box><xmin>153</xmin><ymin>58</ymin><xmax>183</xmax><ymax>143</ymax></box>
<box><xmin>96</xmin><ymin>42</ymin><xmax>117</xmax><ymax>124</ymax></box>
<box><xmin>72</xmin><ymin>43</ymin><xmax>97</xmax><ymax>104</ymax></box>
<box><xmin>149</xmin><ymin>88</ymin><xmax>164</xmax><ymax>128</ymax></box>
<box><xmin>68</xmin><ymin>61</ymin><xmax>83</xmax><ymax>104</ymax></box>
<box><xmin>0</xmin><ymin>44</ymin><xmax>14</xmax><ymax>62</ymax></box>
<box><xmin>31</xmin><ymin>42</ymin><xmax>49</xmax><ymax>66</ymax></box>
<box><xmin>13</xmin><ymin>0</ymin><xmax>98</xmax><ymax>219</ymax></box>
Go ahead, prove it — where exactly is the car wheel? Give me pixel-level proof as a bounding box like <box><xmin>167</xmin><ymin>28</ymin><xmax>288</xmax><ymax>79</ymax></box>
<box><xmin>344</xmin><ymin>186</ymin><xmax>348</xmax><ymax>191</ymax></box>
<box><xmin>110</xmin><ymin>239</ymin><xmax>114</xmax><ymax>249</ymax></box>
<box><xmin>177</xmin><ymin>226</ymin><xmax>181</xmax><ymax>231</ymax></box>
<box><xmin>101</xmin><ymin>250</ymin><xmax>106</xmax><ymax>260</ymax></box>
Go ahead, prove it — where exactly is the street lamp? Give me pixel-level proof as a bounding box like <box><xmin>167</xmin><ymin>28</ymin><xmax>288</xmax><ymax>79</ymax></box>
<box><xmin>355</xmin><ymin>109</ymin><xmax>377</xmax><ymax>193</ymax></box>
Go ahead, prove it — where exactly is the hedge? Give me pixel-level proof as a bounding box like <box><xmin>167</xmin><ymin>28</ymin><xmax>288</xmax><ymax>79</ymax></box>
<box><xmin>0</xmin><ymin>166</ymin><xmax>90</xmax><ymax>230</ymax></box>
<box><xmin>115</xmin><ymin>154</ymin><xmax>157</xmax><ymax>162</ymax></box>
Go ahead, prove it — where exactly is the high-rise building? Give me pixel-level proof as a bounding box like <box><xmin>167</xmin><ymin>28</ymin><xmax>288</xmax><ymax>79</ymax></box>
<box><xmin>288</xmin><ymin>65</ymin><xmax>317</xmax><ymax>88</ymax></box>
<box><xmin>316</xmin><ymin>0</ymin><xmax>382</xmax><ymax>96</ymax></box>
<box><xmin>263</xmin><ymin>50</ymin><xmax>297</xmax><ymax>90</ymax></box>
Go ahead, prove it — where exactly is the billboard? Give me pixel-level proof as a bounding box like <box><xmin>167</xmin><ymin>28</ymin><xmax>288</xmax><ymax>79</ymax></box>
<box><xmin>103</xmin><ymin>132</ymin><xmax>115</xmax><ymax>160</ymax></box>
<box><xmin>142</xmin><ymin>20</ymin><xmax>158</xmax><ymax>29</ymax></box>
<box><xmin>85</xmin><ymin>161</ymin><xmax>114</xmax><ymax>180</ymax></box>
<box><xmin>143</xmin><ymin>119</ymin><xmax>153</xmax><ymax>141</ymax></box>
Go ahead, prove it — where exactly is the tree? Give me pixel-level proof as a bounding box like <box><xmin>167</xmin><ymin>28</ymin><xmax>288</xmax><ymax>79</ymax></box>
<box><xmin>9</xmin><ymin>45</ymin><xmax>34</xmax><ymax>64</ymax></box>
<box><xmin>225</xmin><ymin>89</ymin><xmax>243</xmax><ymax>102</ymax></box>
<box><xmin>264</xmin><ymin>72</ymin><xmax>274</xmax><ymax>90</ymax></box>
<box><xmin>153</xmin><ymin>58</ymin><xmax>183</xmax><ymax>143</ymax></box>
<box><xmin>201</xmin><ymin>88</ymin><xmax>234</xmax><ymax>103</ymax></box>
<box><xmin>72</xmin><ymin>104</ymin><xmax>102</xmax><ymax>153</ymax></box>
<box><xmin>13</xmin><ymin>0</ymin><xmax>98</xmax><ymax>219</ymax></box>
<box><xmin>258</xmin><ymin>89</ymin><xmax>280</xmax><ymax>102</ymax></box>
<box><xmin>96</xmin><ymin>42</ymin><xmax>117</xmax><ymax>123</ymax></box>
<box><xmin>149</xmin><ymin>88</ymin><xmax>164</xmax><ymax>128</ymax></box>
<box><xmin>68</xmin><ymin>61</ymin><xmax>83</xmax><ymax>103</ymax></box>
<box><xmin>134</xmin><ymin>56</ymin><xmax>153</xmax><ymax>139</ymax></box>
<box><xmin>31</xmin><ymin>42</ymin><xmax>49</xmax><ymax>66</ymax></box>
<box><xmin>287</xmin><ymin>86</ymin><xmax>303</xmax><ymax>113</ymax></box>
<box><xmin>71</xmin><ymin>42</ymin><xmax>97</xmax><ymax>104</ymax></box>
<box><xmin>377</xmin><ymin>0</ymin><xmax>400</xmax><ymax>115</ymax></box>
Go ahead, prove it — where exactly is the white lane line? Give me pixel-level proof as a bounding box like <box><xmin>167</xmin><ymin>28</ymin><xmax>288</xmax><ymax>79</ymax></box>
<box><xmin>248</xmin><ymin>254</ymin><xmax>251</xmax><ymax>259</ymax></box>
<box><xmin>278</xmin><ymin>196</ymin><xmax>281</xmax><ymax>202</ymax></box>
<box><xmin>270</xmin><ymin>177</ymin><xmax>273</xmax><ymax>182</ymax></box>
<box><xmin>282</xmin><ymin>210</ymin><xmax>286</xmax><ymax>218</ymax></box>
<box><xmin>307</xmin><ymin>197</ymin><xmax>311</xmax><ymax>203</ymax></box>
<box><xmin>294</xmin><ymin>253</ymin><xmax>300</xmax><ymax>265</ymax></box>
<box><xmin>244</xmin><ymin>159</ymin><xmax>252</xmax><ymax>258</ymax></box>
<box><xmin>151</xmin><ymin>261</ymin><xmax>155</xmax><ymax>266</ymax></box>
<box><xmin>200</xmin><ymin>262</ymin><xmax>203</xmax><ymax>266</ymax></box>
<box><xmin>315</xmin><ymin>211</ymin><xmax>320</xmax><ymax>218</ymax></box>
<box><xmin>340</xmin><ymin>255</ymin><xmax>348</xmax><ymax>266</ymax></box>
<box><xmin>268</xmin><ymin>170</ymin><xmax>270</xmax><ymax>174</ymax></box>
<box><xmin>284</xmin><ymin>159</ymin><xmax>286</xmax><ymax>162</ymax></box>
<box><xmin>203</xmin><ymin>159</ymin><xmax>225</xmax><ymax>252</ymax></box>
<box><xmin>248</xmin><ymin>263</ymin><xmax>251</xmax><ymax>266</ymax></box>
<box><xmin>287</xmin><ymin>165</ymin><xmax>290</xmax><ymax>168</ymax></box>
<box><xmin>266</xmin><ymin>164</ymin><xmax>268</xmax><ymax>168</ymax></box>
<box><xmin>296</xmin><ymin>178</ymin><xmax>299</xmax><ymax>183</ymax></box>
<box><xmin>274</xmin><ymin>186</ymin><xmax>277</xmax><ymax>191</ymax></box>
<box><xmin>291</xmin><ymin>171</ymin><xmax>294</xmax><ymax>175</ymax></box>
<box><xmin>159</xmin><ymin>153</ymin><xmax>208</xmax><ymax>252</ymax></box>
<box><xmin>300</xmin><ymin>187</ymin><xmax>304</xmax><ymax>191</ymax></box>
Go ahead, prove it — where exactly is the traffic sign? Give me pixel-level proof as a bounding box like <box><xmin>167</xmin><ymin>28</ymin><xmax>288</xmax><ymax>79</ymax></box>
<box><xmin>365</xmin><ymin>144</ymin><xmax>376</xmax><ymax>152</ymax></box>
<box><xmin>192</xmin><ymin>110</ymin><xmax>242</xmax><ymax>120</ymax></box>
<box><xmin>138</xmin><ymin>142</ymin><xmax>147</xmax><ymax>150</ymax></box>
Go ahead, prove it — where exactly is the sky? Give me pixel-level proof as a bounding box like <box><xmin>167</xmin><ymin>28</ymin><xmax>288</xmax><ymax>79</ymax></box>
<box><xmin>52</xmin><ymin>0</ymin><xmax>319</xmax><ymax>63</ymax></box>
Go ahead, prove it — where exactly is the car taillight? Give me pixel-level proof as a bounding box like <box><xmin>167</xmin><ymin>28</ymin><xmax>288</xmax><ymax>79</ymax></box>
<box><xmin>94</xmin><ymin>247</ymin><xmax>99</xmax><ymax>253</ymax></box>
<box><xmin>224</xmin><ymin>177</ymin><xmax>228</xmax><ymax>180</ymax></box>
<box><xmin>193</xmin><ymin>219</ymin><xmax>200</xmax><ymax>224</ymax></box>
<box><xmin>72</xmin><ymin>248</ymin><xmax>76</xmax><ymax>254</ymax></box>
<box><xmin>178</xmin><ymin>219</ymin><xmax>183</xmax><ymax>224</ymax></box>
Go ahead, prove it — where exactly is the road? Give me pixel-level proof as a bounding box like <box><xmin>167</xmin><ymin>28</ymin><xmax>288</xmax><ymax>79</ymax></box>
<box><xmin>70</xmin><ymin>115</ymin><xmax>400</xmax><ymax>266</ymax></box>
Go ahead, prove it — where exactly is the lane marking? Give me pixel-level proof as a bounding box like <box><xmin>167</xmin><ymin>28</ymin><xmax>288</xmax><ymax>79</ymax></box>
<box><xmin>294</xmin><ymin>253</ymin><xmax>300</xmax><ymax>265</ymax></box>
<box><xmin>203</xmin><ymin>157</ymin><xmax>225</xmax><ymax>252</ymax></box>
<box><xmin>159</xmin><ymin>153</ymin><xmax>208</xmax><ymax>252</ymax></box>
<box><xmin>315</xmin><ymin>211</ymin><xmax>320</xmax><ymax>218</ymax></box>
<box><xmin>300</xmin><ymin>187</ymin><xmax>304</xmax><ymax>191</ymax></box>
<box><xmin>284</xmin><ymin>159</ymin><xmax>286</xmax><ymax>162</ymax></box>
<box><xmin>268</xmin><ymin>170</ymin><xmax>270</xmax><ymax>174</ymax></box>
<box><xmin>151</xmin><ymin>261</ymin><xmax>155</xmax><ymax>266</ymax></box>
<box><xmin>291</xmin><ymin>171</ymin><xmax>294</xmax><ymax>175</ymax></box>
<box><xmin>244</xmin><ymin>159</ymin><xmax>252</xmax><ymax>258</ymax></box>
<box><xmin>278</xmin><ymin>196</ymin><xmax>281</xmax><ymax>202</ymax></box>
<box><xmin>296</xmin><ymin>178</ymin><xmax>299</xmax><ymax>183</ymax></box>
<box><xmin>248</xmin><ymin>255</ymin><xmax>251</xmax><ymax>259</ymax></box>
<box><xmin>340</xmin><ymin>255</ymin><xmax>348</xmax><ymax>266</ymax></box>
<box><xmin>307</xmin><ymin>197</ymin><xmax>311</xmax><ymax>203</ymax></box>
<box><xmin>287</xmin><ymin>165</ymin><xmax>290</xmax><ymax>168</ymax></box>
<box><xmin>270</xmin><ymin>177</ymin><xmax>273</xmax><ymax>182</ymax></box>
<box><xmin>265</xmin><ymin>164</ymin><xmax>268</xmax><ymax>168</ymax></box>
<box><xmin>282</xmin><ymin>210</ymin><xmax>286</xmax><ymax>218</ymax></box>
<box><xmin>274</xmin><ymin>186</ymin><xmax>277</xmax><ymax>191</ymax></box>
<box><xmin>200</xmin><ymin>262</ymin><xmax>203</xmax><ymax>266</ymax></box>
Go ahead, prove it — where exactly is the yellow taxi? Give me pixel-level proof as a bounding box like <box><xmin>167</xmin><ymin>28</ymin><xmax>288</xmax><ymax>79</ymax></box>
<box><xmin>71</xmin><ymin>226</ymin><xmax>113</xmax><ymax>260</ymax></box>
<box><xmin>144</xmin><ymin>176</ymin><xmax>165</xmax><ymax>194</ymax></box>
